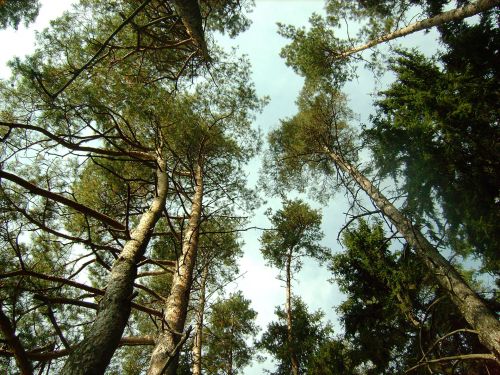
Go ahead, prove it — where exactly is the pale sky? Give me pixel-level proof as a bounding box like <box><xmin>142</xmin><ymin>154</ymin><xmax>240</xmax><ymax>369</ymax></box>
<box><xmin>0</xmin><ymin>1</ymin><xmax>441</xmax><ymax>374</ymax></box>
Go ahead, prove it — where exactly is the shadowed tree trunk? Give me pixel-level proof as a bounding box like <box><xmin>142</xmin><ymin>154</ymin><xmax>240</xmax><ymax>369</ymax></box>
<box><xmin>192</xmin><ymin>263</ymin><xmax>209</xmax><ymax>375</ymax></box>
<box><xmin>334</xmin><ymin>0</ymin><xmax>500</xmax><ymax>60</ymax></box>
<box><xmin>325</xmin><ymin>146</ymin><xmax>500</xmax><ymax>359</ymax></box>
<box><xmin>0</xmin><ymin>303</ymin><xmax>33</xmax><ymax>375</ymax></box>
<box><xmin>147</xmin><ymin>161</ymin><xmax>204</xmax><ymax>375</ymax></box>
<box><xmin>171</xmin><ymin>0</ymin><xmax>209</xmax><ymax>59</ymax></box>
<box><xmin>60</xmin><ymin>157</ymin><xmax>169</xmax><ymax>375</ymax></box>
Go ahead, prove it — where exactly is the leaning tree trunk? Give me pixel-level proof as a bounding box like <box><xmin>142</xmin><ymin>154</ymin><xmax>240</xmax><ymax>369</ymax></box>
<box><xmin>335</xmin><ymin>0</ymin><xmax>500</xmax><ymax>60</ymax></box>
<box><xmin>147</xmin><ymin>161</ymin><xmax>204</xmax><ymax>375</ymax></box>
<box><xmin>192</xmin><ymin>263</ymin><xmax>209</xmax><ymax>375</ymax></box>
<box><xmin>326</xmin><ymin>147</ymin><xmax>500</xmax><ymax>359</ymax></box>
<box><xmin>285</xmin><ymin>250</ymin><xmax>300</xmax><ymax>375</ymax></box>
<box><xmin>61</xmin><ymin>157</ymin><xmax>169</xmax><ymax>375</ymax></box>
<box><xmin>171</xmin><ymin>0</ymin><xmax>209</xmax><ymax>60</ymax></box>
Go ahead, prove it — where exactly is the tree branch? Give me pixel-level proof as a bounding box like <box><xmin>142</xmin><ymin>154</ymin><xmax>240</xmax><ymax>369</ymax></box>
<box><xmin>334</xmin><ymin>0</ymin><xmax>500</xmax><ymax>60</ymax></box>
<box><xmin>0</xmin><ymin>303</ymin><xmax>33</xmax><ymax>374</ymax></box>
<box><xmin>0</xmin><ymin>170</ymin><xmax>126</xmax><ymax>230</ymax></box>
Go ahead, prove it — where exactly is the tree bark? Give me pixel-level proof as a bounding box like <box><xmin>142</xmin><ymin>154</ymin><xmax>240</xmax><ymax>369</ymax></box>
<box><xmin>334</xmin><ymin>0</ymin><xmax>500</xmax><ymax>60</ymax></box>
<box><xmin>192</xmin><ymin>263</ymin><xmax>209</xmax><ymax>375</ymax></box>
<box><xmin>326</xmin><ymin>147</ymin><xmax>500</xmax><ymax>359</ymax></box>
<box><xmin>0</xmin><ymin>304</ymin><xmax>33</xmax><ymax>375</ymax></box>
<box><xmin>147</xmin><ymin>161</ymin><xmax>204</xmax><ymax>375</ymax></box>
<box><xmin>286</xmin><ymin>250</ymin><xmax>300</xmax><ymax>375</ymax></box>
<box><xmin>61</xmin><ymin>157</ymin><xmax>169</xmax><ymax>375</ymax></box>
<box><xmin>171</xmin><ymin>0</ymin><xmax>210</xmax><ymax>60</ymax></box>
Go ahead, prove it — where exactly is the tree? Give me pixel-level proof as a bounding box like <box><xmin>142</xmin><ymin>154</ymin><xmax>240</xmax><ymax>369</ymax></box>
<box><xmin>260</xmin><ymin>199</ymin><xmax>328</xmax><ymax>375</ymax></box>
<box><xmin>0</xmin><ymin>1</ymin><xmax>261</xmax><ymax>373</ymax></box>
<box><xmin>258</xmin><ymin>297</ymin><xmax>333</xmax><ymax>375</ymax></box>
<box><xmin>366</xmin><ymin>46</ymin><xmax>499</xmax><ymax>273</ymax></box>
<box><xmin>327</xmin><ymin>0</ymin><xmax>500</xmax><ymax>60</ymax></box>
<box><xmin>332</xmin><ymin>218</ymin><xmax>499</xmax><ymax>373</ymax></box>
<box><xmin>0</xmin><ymin>0</ymin><xmax>40</xmax><ymax>29</ymax></box>
<box><xmin>203</xmin><ymin>291</ymin><xmax>259</xmax><ymax>375</ymax></box>
<box><xmin>191</xmin><ymin>220</ymin><xmax>243</xmax><ymax>375</ymax></box>
<box><xmin>264</xmin><ymin>83</ymin><xmax>500</xmax><ymax>359</ymax></box>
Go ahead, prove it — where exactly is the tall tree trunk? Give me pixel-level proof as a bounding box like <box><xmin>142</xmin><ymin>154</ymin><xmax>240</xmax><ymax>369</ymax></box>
<box><xmin>334</xmin><ymin>0</ymin><xmax>500</xmax><ymax>60</ymax></box>
<box><xmin>147</xmin><ymin>161</ymin><xmax>204</xmax><ymax>375</ymax></box>
<box><xmin>192</xmin><ymin>263</ymin><xmax>209</xmax><ymax>375</ymax></box>
<box><xmin>326</xmin><ymin>147</ymin><xmax>500</xmax><ymax>358</ymax></box>
<box><xmin>61</xmin><ymin>157</ymin><xmax>169</xmax><ymax>375</ymax></box>
<box><xmin>0</xmin><ymin>303</ymin><xmax>33</xmax><ymax>375</ymax></box>
<box><xmin>286</xmin><ymin>250</ymin><xmax>300</xmax><ymax>375</ymax></box>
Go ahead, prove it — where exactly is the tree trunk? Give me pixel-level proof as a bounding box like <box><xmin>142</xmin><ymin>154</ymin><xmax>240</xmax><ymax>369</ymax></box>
<box><xmin>192</xmin><ymin>263</ymin><xmax>209</xmax><ymax>375</ymax></box>
<box><xmin>61</xmin><ymin>157</ymin><xmax>169</xmax><ymax>375</ymax></box>
<box><xmin>286</xmin><ymin>250</ymin><xmax>300</xmax><ymax>375</ymax></box>
<box><xmin>171</xmin><ymin>0</ymin><xmax>209</xmax><ymax>60</ymax></box>
<box><xmin>0</xmin><ymin>304</ymin><xmax>33</xmax><ymax>375</ymax></box>
<box><xmin>335</xmin><ymin>0</ymin><xmax>500</xmax><ymax>60</ymax></box>
<box><xmin>147</xmin><ymin>161</ymin><xmax>204</xmax><ymax>375</ymax></box>
<box><xmin>326</xmin><ymin>147</ymin><xmax>500</xmax><ymax>359</ymax></box>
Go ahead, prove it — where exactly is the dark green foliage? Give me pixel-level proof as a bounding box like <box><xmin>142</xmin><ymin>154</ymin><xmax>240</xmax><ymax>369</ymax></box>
<box><xmin>0</xmin><ymin>0</ymin><xmax>40</xmax><ymax>29</ymax></box>
<box><xmin>203</xmin><ymin>291</ymin><xmax>259</xmax><ymax>375</ymax></box>
<box><xmin>331</xmin><ymin>219</ymin><xmax>499</xmax><ymax>374</ymax></box>
<box><xmin>258</xmin><ymin>298</ymin><xmax>333</xmax><ymax>375</ymax></box>
<box><xmin>366</xmin><ymin>42</ymin><xmax>499</xmax><ymax>272</ymax></box>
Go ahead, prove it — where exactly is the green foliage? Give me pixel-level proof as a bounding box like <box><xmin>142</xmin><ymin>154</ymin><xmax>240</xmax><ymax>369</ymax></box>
<box><xmin>258</xmin><ymin>297</ymin><xmax>333</xmax><ymax>375</ymax></box>
<box><xmin>0</xmin><ymin>0</ymin><xmax>40</xmax><ymax>29</ymax></box>
<box><xmin>263</xmin><ymin>84</ymin><xmax>356</xmax><ymax>199</ymax></box>
<box><xmin>260</xmin><ymin>199</ymin><xmax>327</xmax><ymax>271</ymax></box>
<box><xmin>278</xmin><ymin>13</ymin><xmax>353</xmax><ymax>88</ymax></box>
<box><xmin>331</xmin><ymin>218</ymin><xmax>499</xmax><ymax>374</ymax></box>
<box><xmin>203</xmin><ymin>291</ymin><xmax>259</xmax><ymax>375</ymax></box>
<box><xmin>202</xmin><ymin>0</ymin><xmax>254</xmax><ymax>38</ymax></box>
<box><xmin>366</xmin><ymin>44</ymin><xmax>499</xmax><ymax>272</ymax></box>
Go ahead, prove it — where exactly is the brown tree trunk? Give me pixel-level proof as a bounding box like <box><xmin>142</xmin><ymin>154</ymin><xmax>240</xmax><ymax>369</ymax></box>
<box><xmin>0</xmin><ymin>304</ymin><xmax>33</xmax><ymax>375</ymax></box>
<box><xmin>335</xmin><ymin>0</ymin><xmax>500</xmax><ymax>60</ymax></box>
<box><xmin>61</xmin><ymin>157</ymin><xmax>169</xmax><ymax>375</ymax></box>
<box><xmin>147</xmin><ymin>161</ymin><xmax>204</xmax><ymax>375</ymax></box>
<box><xmin>171</xmin><ymin>0</ymin><xmax>209</xmax><ymax>60</ymax></box>
<box><xmin>286</xmin><ymin>250</ymin><xmax>300</xmax><ymax>375</ymax></box>
<box><xmin>326</xmin><ymin>147</ymin><xmax>500</xmax><ymax>359</ymax></box>
<box><xmin>192</xmin><ymin>263</ymin><xmax>209</xmax><ymax>375</ymax></box>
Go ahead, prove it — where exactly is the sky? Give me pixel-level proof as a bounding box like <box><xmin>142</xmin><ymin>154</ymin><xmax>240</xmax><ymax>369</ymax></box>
<box><xmin>0</xmin><ymin>1</ymin><xmax>441</xmax><ymax>374</ymax></box>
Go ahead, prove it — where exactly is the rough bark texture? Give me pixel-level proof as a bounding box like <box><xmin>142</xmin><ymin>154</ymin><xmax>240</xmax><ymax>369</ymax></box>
<box><xmin>326</xmin><ymin>148</ymin><xmax>500</xmax><ymax>359</ymax></box>
<box><xmin>147</xmin><ymin>162</ymin><xmax>204</xmax><ymax>375</ymax></box>
<box><xmin>192</xmin><ymin>264</ymin><xmax>208</xmax><ymax>375</ymax></box>
<box><xmin>0</xmin><ymin>304</ymin><xmax>33</xmax><ymax>375</ymax></box>
<box><xmin>285</xmin><ymin>250</ymin><xmax>299</xmax><ymax>375</ymax></box>
<box><xmin>171</xmin><ymin>0</ymin><xmax>210</xmax><ymax>60</ymax></box>
<box><xmin>336</xmin><ymin>0</ymin><xmax>500</xmax><ymax>60</ymax></box>
<box><xmin>61</xmin><ymin>158</ymin><xmax>169</xmax><ymax>375</ymax></box>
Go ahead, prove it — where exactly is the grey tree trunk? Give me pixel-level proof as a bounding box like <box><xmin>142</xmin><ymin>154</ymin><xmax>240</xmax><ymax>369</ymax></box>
<box><xmin>147</xmin><ymin>162</ymin><xmax>204</xmax><ymax>375</ymax></box>
<box><xmin>326</xmin><ymin>147</ymin><xmax>500</xmax><ymax>359</ymax></box>
<box><xmin>192</xmin><ymin>263</ymin><xmax>209</xmax><ymax>375</ymax></box>
<box><xmin>61</xmin><ymin>157</ymin><xmax>169</xmax><ymax>375</ymax></box>
<box><xmin>335</xmin><ymin>0</ymin><xmax>500</xmax><ymax>60</ymax></box>
<box><xmin>285</xmin><ymin>250</ymin><xmax>300</xmax><ymax>375</ymax></box>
